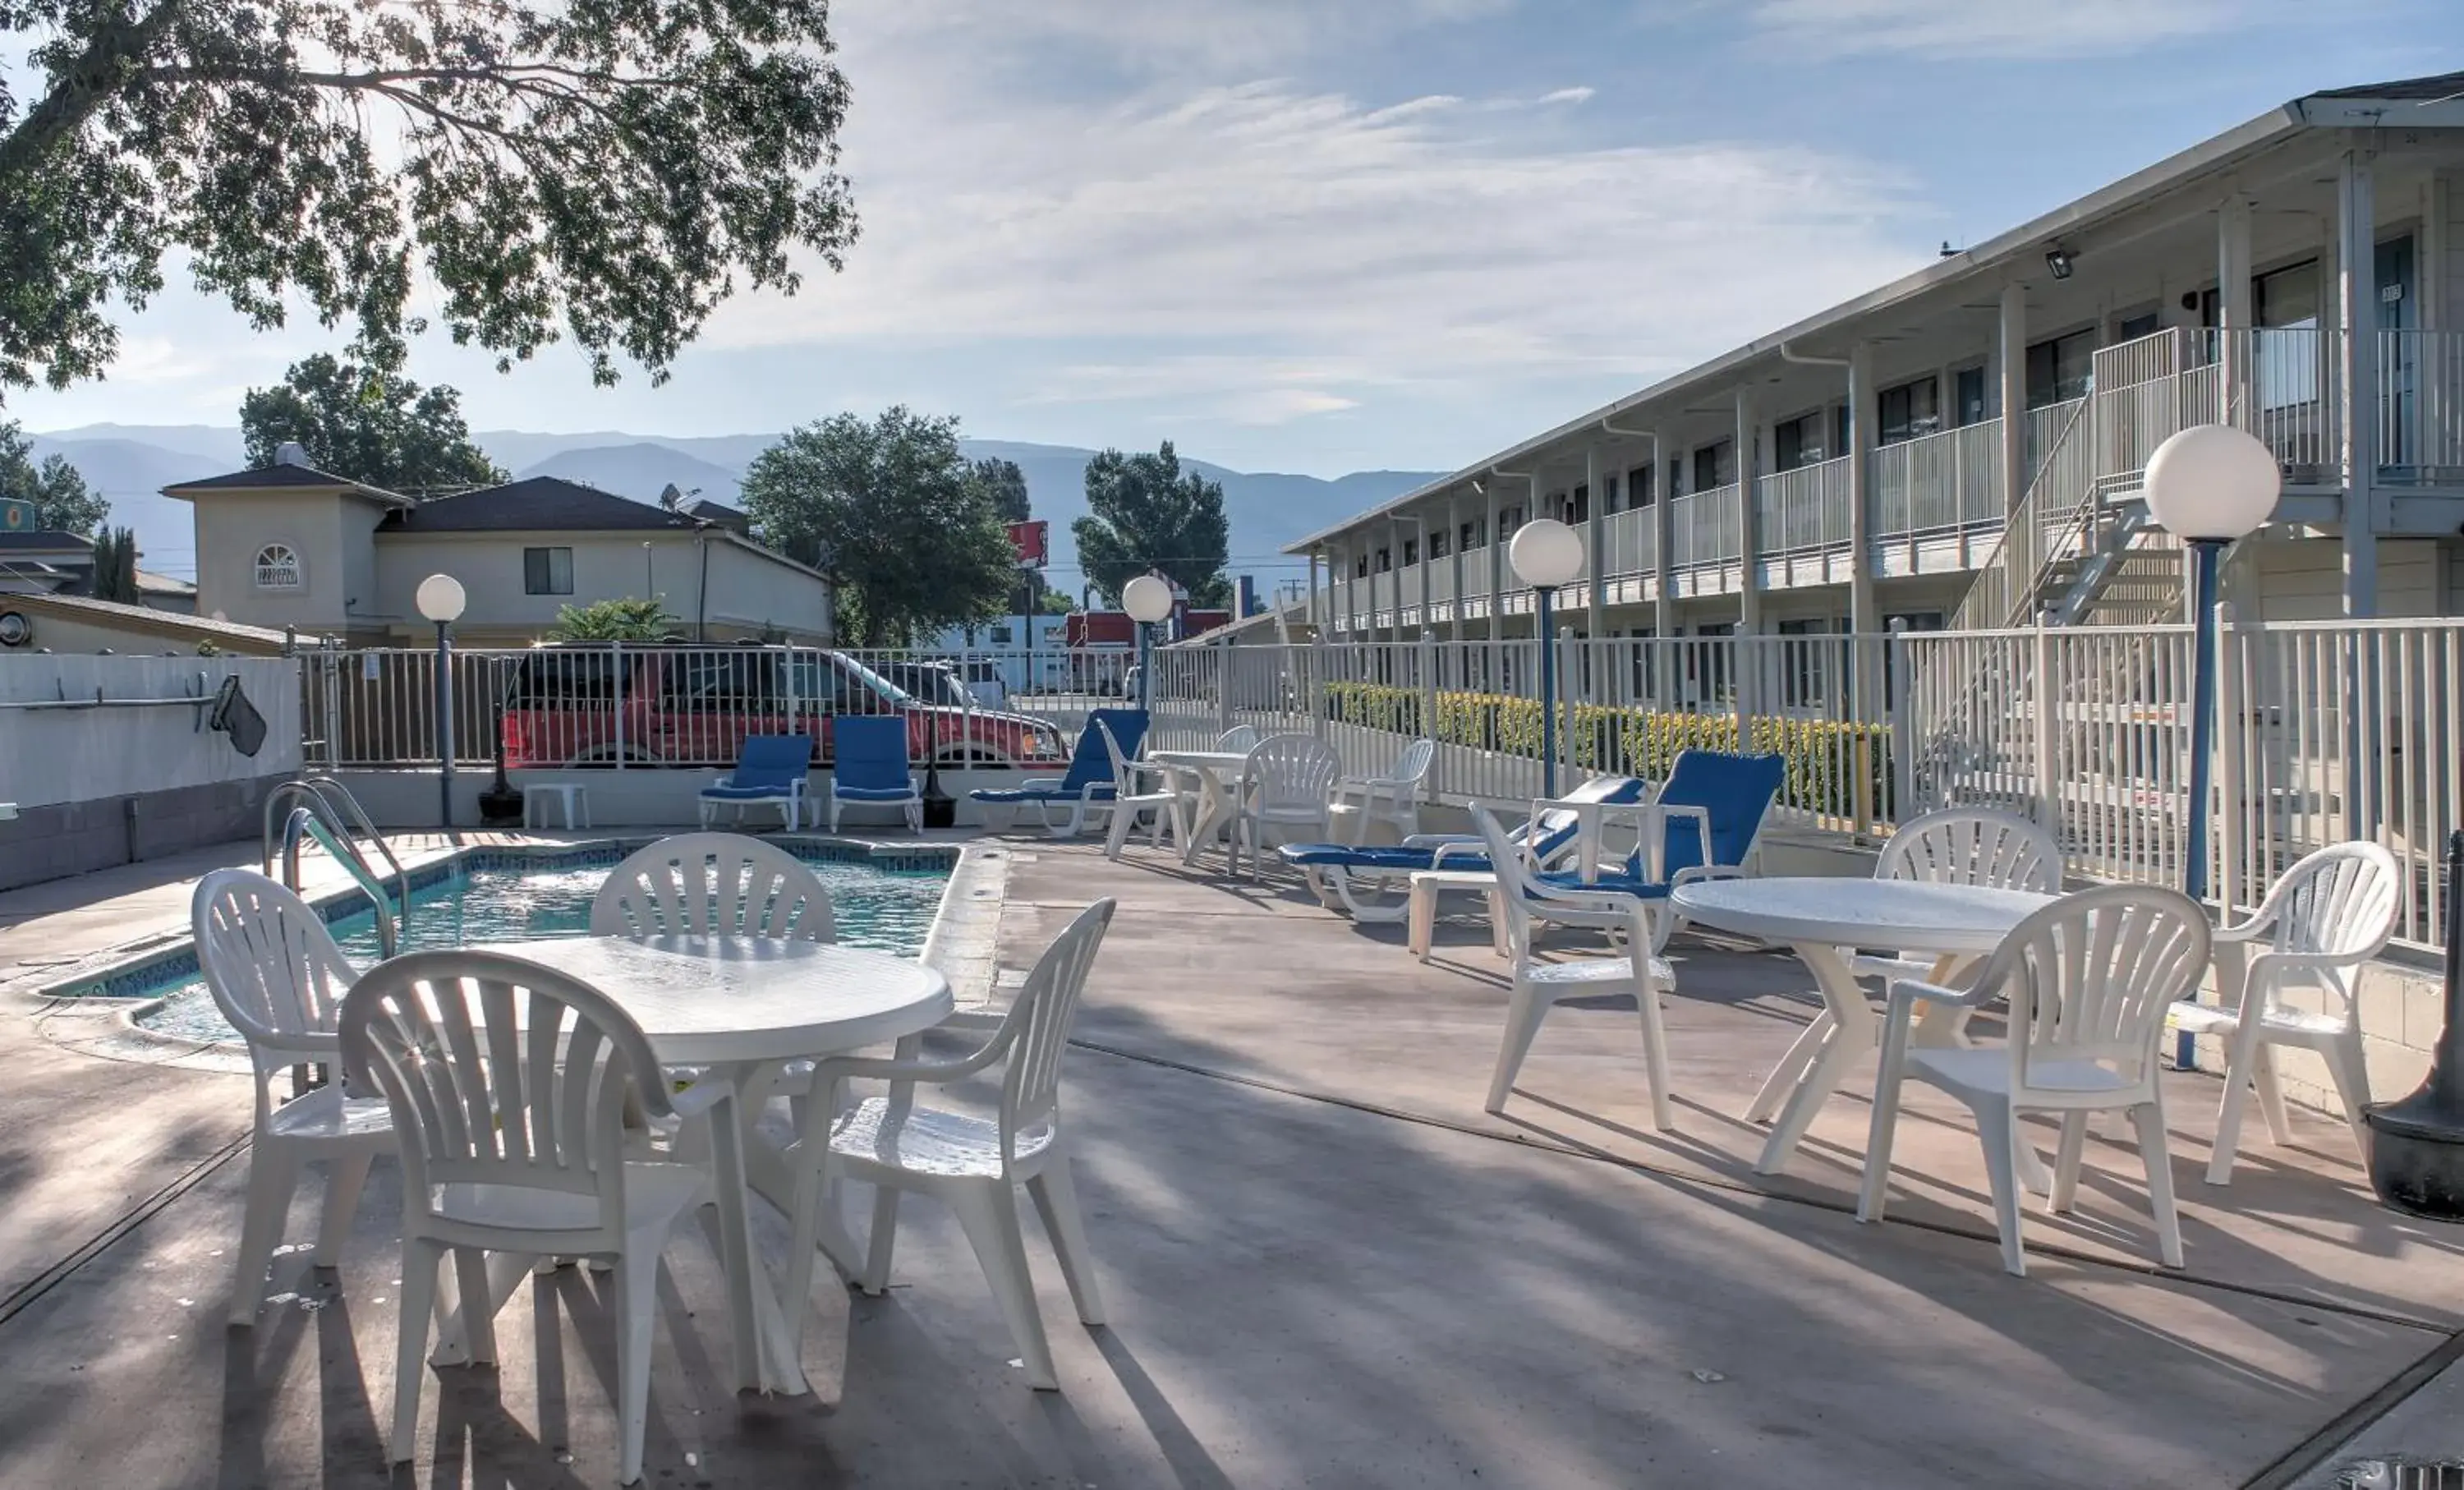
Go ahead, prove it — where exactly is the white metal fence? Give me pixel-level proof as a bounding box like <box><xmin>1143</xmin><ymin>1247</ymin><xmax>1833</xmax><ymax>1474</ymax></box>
<box><xmin>300</xmin><ymin>622</ymin><xmax>2464</xmax><ymax>956</ymax></box>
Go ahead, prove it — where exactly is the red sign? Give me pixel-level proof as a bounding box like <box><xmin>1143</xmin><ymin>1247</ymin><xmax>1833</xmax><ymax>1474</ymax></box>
<box><xmin>1007</xmin><ymin>520</ymin><xmax>1049</xmax><ymax>568</ymax></box>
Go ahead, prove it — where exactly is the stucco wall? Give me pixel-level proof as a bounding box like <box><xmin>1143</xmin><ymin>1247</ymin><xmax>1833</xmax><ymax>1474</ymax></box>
<box><xmin>369</xmin><ymin>531</ymin><xmax>830</xmax><ymax>644</ymax></box>
<box><xmin>0</xmin><ymin>655</ymin><xmax>302</xmax><ymax>807</ymax></box>
<box><xmin>699</xmin><ymin>540</ymin><xmax>832</xmax><ymax>641</ymax></box>
<box><xmin>189</xmin><ymin>490</ymin><xmax>381</xmax><ymax>632</ymax></box>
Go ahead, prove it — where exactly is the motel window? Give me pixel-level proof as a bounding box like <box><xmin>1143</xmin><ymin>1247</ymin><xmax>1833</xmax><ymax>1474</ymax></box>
<box><xmin>2117</xmin><ymin>309</ymin><xmax>2162</xmax><ymax>342</ymax></box>
<box><xmin>1567</xmin><ymin>485</ymin><xmax>1590</xmax><ymax>523</ymax></box>
<box><xmin>1773</xmin><ymin>411</ymin><xmax>1829</xmax><ymax>470</ymax></box>
<box><xmin>1602</xmin><ymin>474</ymin><xmax>1620</xmax><ymax>513</ymax></box>
<box><xmin>1692</xmin><ymin>440</ymin><xmax>1735</xmax><ymax>493</ymax></box>
<box><xmin>1376</xmin><ymin>547</ymin><xmax>1391</xmax><ymax>573</ymax></box>
<box><xmin>1402</xmin><ymin>536</ymin><xmax>1418</xmax><ymax>566</ymax></box>
<box><xmin>1952</xmin><ymin>366</ymin><xmax>1988</xmax><ymax>426</ymax></box>
<box><xmin>523</xmin><ymin>546</ymin><xmax>575</xmax><ymax>596</ymax></box>
<box><xmin>2255</xmin><ymin>260</ymin><xmax>2320</xmax><ymax>329</ymax></box>
<box><xmin>1669</xmin><ymin>458</ymin><xmax>1685</xmax><ymax>499</ymax></box>
<box><xmin>252</xmin><ymin>543</ymin><xmax>302</xmax><ymax>591</ymax></box>
<box><xmin>1498</xmin><ymin>505</ymin><xmax>1524</xmax><ymax>540</ymax></box>
<box><xmin>2025</xmin><ymin>328</ymin><xmax>2096</xmax><ymax>407</ymax></box>
<box><xmin>1354</xmin><ymin>554</ymin><xmax>1369</xmax><ymax>578</ymax></box>
<box><xmin>1459</xmin><ymin>518</ymin><xmax>1484</xmax><ymax>551</ymax></box>
<box><xmin>990</xmin><ymin>624</ymin><xmax>1014</xmax><ymax>645</ymax></box>
<box><xmin>1877</xmin><ymin>377</ymin><xmax>1941</xmax><ymax>446</ymax></box>
<box><xmin>1627</xmin><ymin>465</ymin><xmax>1655</xmax><ymax>508</ymax></box>
<box><xmin>1428</xmin><ymin>528</ymin><xmax>1450</xmax><ymax>559</ymax></box>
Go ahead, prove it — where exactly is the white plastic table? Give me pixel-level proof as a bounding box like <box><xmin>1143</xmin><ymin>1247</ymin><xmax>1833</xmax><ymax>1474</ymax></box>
<box><xmin>1669</xmin><ymin>878</ymin><xmax>2053</xmax><ymax>1176</ymax></box>
<box><xmin>1149</xmin><ymin>748</ymin><xmax>1253</xmax><ymax>864</ymax></box>
<box><xmin>444</xmin><ymin>935</ymin><xmax>951</xmax><ymax>1396</ymax></box>
<box><xmin>521</xmin><ymin>781</ymin><xmax>590</xmax><ymax>830</ymax></box>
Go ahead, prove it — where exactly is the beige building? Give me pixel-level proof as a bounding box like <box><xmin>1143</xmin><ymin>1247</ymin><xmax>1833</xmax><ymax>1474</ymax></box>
<box><xmin>162</xmin><ymin>458</ymin><xmax>831</xmax><ymax>646</ymax></box>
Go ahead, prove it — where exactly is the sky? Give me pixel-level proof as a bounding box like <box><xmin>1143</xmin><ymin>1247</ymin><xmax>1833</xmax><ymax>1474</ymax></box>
<box><xmin>3</xmin><ymin>0</ymin><xmax>2457</xmax><ymax>475</ymax></box>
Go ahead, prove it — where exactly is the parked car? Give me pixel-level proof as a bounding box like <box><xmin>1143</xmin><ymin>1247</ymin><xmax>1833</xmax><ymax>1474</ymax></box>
<box><xmin>498</xmin><ymin>644</ymin><xmax>1067</xmax><ymax>770</ymax></box>
<box><xmin>879</xmin><ymin>660</ymin><xmax>976</xmax><ymax>710</ymax></box>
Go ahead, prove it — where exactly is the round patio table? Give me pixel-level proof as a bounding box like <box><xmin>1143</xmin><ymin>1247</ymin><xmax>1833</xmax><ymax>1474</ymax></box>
<box><xmin>1149</xmin><ymin>747</ymin><xmax>1254</xmax><ymax>864</ymax></box>
<box><xmin>439</xmin><ymin>934</ymin><xmax>951</xmax><ymax>1397</ymax></box>
<box><xmin>1669</xmin><ymin>877</ymin><xmax>2053</xmax><ymax>1176</ymax></box>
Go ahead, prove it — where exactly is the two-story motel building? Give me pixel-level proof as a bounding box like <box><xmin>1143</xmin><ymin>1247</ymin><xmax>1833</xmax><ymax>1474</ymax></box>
<box><xmin>1290</xmin><ymin>74</ymin><xmax>2464</xmax><ymax>645</ymax></box>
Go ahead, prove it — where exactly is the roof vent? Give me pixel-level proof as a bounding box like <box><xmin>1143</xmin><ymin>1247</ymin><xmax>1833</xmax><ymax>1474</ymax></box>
<box><xmin>274</xmin><ymin>441</ymin><xmax>310</xmax><ymax>467</ymax></box>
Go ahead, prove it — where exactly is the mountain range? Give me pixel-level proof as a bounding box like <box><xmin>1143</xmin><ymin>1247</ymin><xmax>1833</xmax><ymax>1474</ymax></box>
<box><xmin>24</xmin><ymin>423</ymin><xmax>1441</xmax><ymax>593</ymax></box>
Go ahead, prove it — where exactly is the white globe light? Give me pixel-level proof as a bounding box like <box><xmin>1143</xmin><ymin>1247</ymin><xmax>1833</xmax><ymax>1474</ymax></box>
<box><xmin>1509</xmin><ymin>517</ymin><xmax>1586</xmax><ymax>590</ymax></box>
<box><xmin>415</xmin><ymin>573</ymin><xmax>467</xmax><ymax>623</ymax></box>
<box><xmin>1121</xmin><ymin>574</ymin><xmax>1175</xmax><ymax>624</ymax></box>
<box><xmin>2143</xmin><ymin>424</ymin><xmax>2279</xmax><ymax>541</ymax></box>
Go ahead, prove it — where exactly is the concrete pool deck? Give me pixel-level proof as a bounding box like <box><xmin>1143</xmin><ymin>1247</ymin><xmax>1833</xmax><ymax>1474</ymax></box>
<box><xmin>0</xmin><ymin>830</ymin><xmax>2458</xmax><ymax>1487</ymax></box>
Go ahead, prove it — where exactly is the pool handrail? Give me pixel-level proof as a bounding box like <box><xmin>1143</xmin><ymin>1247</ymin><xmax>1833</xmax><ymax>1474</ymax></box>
<box><xmin>278</xmin><ymin>803</ymin><xmax>402</xmax><ymax>958</ymax></box>
<box><xmin>262</xmin><ymin>775</ymin><xmax>411</xmax><ymax>932</ymax></box>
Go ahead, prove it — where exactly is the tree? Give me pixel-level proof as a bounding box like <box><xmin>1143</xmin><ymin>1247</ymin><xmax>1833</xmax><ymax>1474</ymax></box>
<box><xmin>0</xmin><ymin>0</ymin><xmax>856</xmax><ymax>394</ymax></box>
<box><xmin>1071</xmin><ymin>442</ymin><xmax>1232</xmax><ymax>609</ymax></box>
<box><xmin>90</xmin><ymin>525</ymin><xmax>140</xmax><ymax>603</ymax></box>
<box><xmin>549</xmin><ymin>599</ymin><xmax>675</xmax><ymax>642</ymax></box>
<box><xmin>241</xmin><ymin>351</ymin><xmax>506</xmax><ymax>494</ymax></box>
<box><xmin>740</xmin><ymin>407</ymin><xmax>1018</xmax><ymax>647</ymax></box>
<box><xmin>0</xmin><ymin>420</ymin><xmax>107</xmax><ymax>532</ymax></box>
<box><xmin>972</xmin><ymin>458</ymin><xmax>1032</xmax><ymax>523</ymax></box>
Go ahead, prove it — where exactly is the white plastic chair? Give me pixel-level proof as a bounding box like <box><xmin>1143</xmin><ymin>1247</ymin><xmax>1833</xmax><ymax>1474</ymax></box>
<box><xmin>193</xmin><ymin>869</ymin><xmax>396</xmax><ymax>1327</ymax></box>
<box><xmin>340</xmin><ymin>950</ymin><xmax>722</xmax><ymax>1488</ymax></box>
<box><xmin>590</xmin><ymin>833</ymin><xmax>835</xmax><ymax>943</ymax></box>
<box><xmin>1331</xmin><ymin>738</ymin><xmax>1435</xmax><ymax>844</ymax></box>
<box><xmin>1859</xmin><ymin>885</ymin><xmax>2210</xmax><ymax>1276</ymax></box>
<box><xmin>1228</xmin><ymin>733</ymin><xmax>1342</xmax><ymax>879</ymax></box>
<box><xmin>1213</xmin><ymin>724</ymin><xmax>1261</xmax><ymax>754</ymax></box>
<box><xmin>2169</xmin><ymin>841</ymin><xmax>2400</xmax><ymax>1184</ymax></box>
<box><xmin>1852</xmin><ymin>807</ymin><xmax>2062</xmax><ymax>1044</ymax></box>
<box><xmin>1100</xmin><ymin>716</ymin><xmax>1188</xmax><ymax>861</ymax></box>
<box><xmin>1472</xmin><ymin>807</ymin><xmax>1676</xmax><ymax>1128</ymax></box>
<box><xmin>784</xmin><ymin>899</ymin><xmax>1117</xmax><ymax>1389</ymax></box>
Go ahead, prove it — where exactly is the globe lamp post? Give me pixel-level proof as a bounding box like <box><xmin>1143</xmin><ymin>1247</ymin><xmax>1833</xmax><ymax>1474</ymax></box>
<box><xmin>1509</xmin><ymin>518</ymin><xmax>1587</xmax><ymax>798</ymax></box>
<box><xmin>1122</xmin><ymin>574</ymin><xmax>1175</xmax><ymax>714</ymax></box>
<box><xmin>416</xmin><ymin>573</ymin><xmax>467</xmax><ymax>830</ymax></box>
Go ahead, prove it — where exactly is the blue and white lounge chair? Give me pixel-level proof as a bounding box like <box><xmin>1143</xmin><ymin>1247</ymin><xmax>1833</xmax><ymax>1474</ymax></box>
<box><xmin>699</xmin><ymin>734</ymin><xmax>813</xmax><ymax>831</ymax></box>
<box><xmin>1279</xmin><ymin>773</ymin><xmax>1648</xmax><ymax>922</ymax></box>
<box><xmin>1533</xmin><ymin>748</ymin><xmax>1785</xmax><ymax>948</ymax></box>
<box><xmin>970</xmin><ymin>708</ymin><xmax>1149</xmax><ymax>837</ymax></box>
<box><xmin>829</xmin><ymin>715</ymin><xmax>922</xmax><ymax>834</ymax></box>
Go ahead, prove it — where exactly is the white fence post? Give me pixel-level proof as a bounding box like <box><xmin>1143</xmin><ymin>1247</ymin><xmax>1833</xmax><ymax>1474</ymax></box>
<box><xmin>2031</xmin><ymin>614</ymin><xmax>2059</xmax><ymax>829</ymax></box>
<box><xmin>610</xmin><ymin>640</ymin><xmax>627</xmax><ymax>771</ymax></box>
<box><xmin>1887</xmin><ymin>620</ymin><xmax>1914</xmax><ymax>821</ymax></box>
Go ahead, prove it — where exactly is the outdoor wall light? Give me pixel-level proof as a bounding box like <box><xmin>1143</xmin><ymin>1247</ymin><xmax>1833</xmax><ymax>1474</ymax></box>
<box><xmin>2044</xmin><ymin>248</ymin><xmax>2076</xmax><ymax>280</ymax></box>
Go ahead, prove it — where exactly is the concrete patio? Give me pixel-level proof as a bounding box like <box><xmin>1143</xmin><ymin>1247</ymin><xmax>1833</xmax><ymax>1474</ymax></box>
<box><xmin>2</xmin><ymin>830</ymin><xmax>2462</xmax><ymax>1488</ymax></box>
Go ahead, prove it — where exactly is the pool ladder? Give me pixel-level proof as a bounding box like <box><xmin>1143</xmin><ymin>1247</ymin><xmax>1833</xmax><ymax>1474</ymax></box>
<box><xmin>262</xmin><ymin>776</ymin><xmax>405</xmax><ymax>958</ymax></box>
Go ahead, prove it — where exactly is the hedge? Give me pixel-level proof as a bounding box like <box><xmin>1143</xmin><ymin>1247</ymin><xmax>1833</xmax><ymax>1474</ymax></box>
<box><xmin>1322</xmin><ymin>680</ymin><xmax>1892</xmax><ymax>821</ymax></box>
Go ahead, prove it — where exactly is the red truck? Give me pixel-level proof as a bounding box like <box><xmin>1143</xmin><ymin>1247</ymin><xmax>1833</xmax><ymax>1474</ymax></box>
<box><xmin>497</xmin><ymin>644</ymin><xmax>1068</xmax><ymax>770</ymax></box>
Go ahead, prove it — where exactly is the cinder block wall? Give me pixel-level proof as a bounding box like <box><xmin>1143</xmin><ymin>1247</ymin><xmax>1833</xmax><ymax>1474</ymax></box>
<box><xmin>0</xmin><ymin>775</ymin><xmax>287</xmax><ymax>893</ymax></box>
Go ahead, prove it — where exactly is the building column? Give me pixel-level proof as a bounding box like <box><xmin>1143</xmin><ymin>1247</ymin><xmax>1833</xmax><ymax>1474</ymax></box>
<box><xmin>1305</xmin><ymin>550</ymin><xmax>1321</xmax><ymax>629</ymax></box>
<box><xmin>1997</xmin><ymin>282</ymin><xmax>2028</xmax><ymax>519</ymax></box>
<box><xmin>1652</xmin><ymin>433</ymin><xmax>1675</xmax><ymax>640</ymax></box>
<box><xmin>2338</xmin><ymin>145</ymin><xmax>2380</xmax><ymax>617</ymax></box>
<box><xmin>2218</xmin><ymin>193</ymin><xmax>2255</xmax><ymax>425</ymax></box>
<box><xmin>1448</xmin><ymin>490</ymin><xmax>1466</xmax><ymax>642</ymax></box>
<box><xmin>1846</xmin><ymin>341</ymin><xmax>1878</xmax><ymax>642</ymax></box>
<box><xmin>1485</xmin><ymin>481</ymin><xmax>1502</xmax><ymax>643</ymax></box>
<box><xmin>1584</xmin><ymin>445</ymin><xmax>1604</xmax><ymax>641</ymax></box>
<box><xmin>1735</xmin><ymin>389</ymin><xmax>1763</xmax><ymax>632</ymax></box>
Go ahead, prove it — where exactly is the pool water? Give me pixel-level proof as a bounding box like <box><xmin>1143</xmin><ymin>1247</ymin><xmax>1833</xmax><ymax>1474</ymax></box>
<box><xmin>139</xmin><ymin>855</ymin><xmax>949</xmax><ymax>1046</ymax></box>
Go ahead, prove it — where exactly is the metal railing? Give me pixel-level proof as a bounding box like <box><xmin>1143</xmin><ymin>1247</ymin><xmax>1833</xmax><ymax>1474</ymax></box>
<box><xmin>1752</xmin><ymin>455</ymin><xmax>1853</xmax><ymax>557</ymax></box>
<box><xmin>278</xmin><ymin>804</ymin><xmax>401</xmax><ymax>958</ymax></box>
<box><xmin>262</xmin><ymin>775</ymin><xmax>411</xmax><ymax>920</ymax></box>
<box><xmin>1669</xmin><ymin>485</ymin><xmax>1743</xmax><ymax>569</ymax></box>
<box><xmin>1596</xmin><ymin>502</ymin><xmax>1657</xmax><ymax>586</ymax></box>
<box><xmin>2381</xmin><ymin>329</ymin><xmax>2464</xmax><ymax>481</ymax></box>
<box><xmin>1873</xmin><ymin>418</ymin><xmax>2004</xmax><ymax>540</ymax></box>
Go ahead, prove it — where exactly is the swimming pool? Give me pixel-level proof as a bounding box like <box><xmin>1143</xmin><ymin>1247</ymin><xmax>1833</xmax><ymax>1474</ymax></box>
<box><xmin>108</xmin><ymin>843</ymin><xmax>954</xmax><ymax>1047</ymax></box>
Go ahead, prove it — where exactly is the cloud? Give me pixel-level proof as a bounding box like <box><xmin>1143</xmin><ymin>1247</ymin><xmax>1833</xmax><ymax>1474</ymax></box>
<box><xmin>860</xmin><ymin>0</ymin><xmax>1514</xmax><ymax>72</ymax></box>
<box><xmin>1741</xmin><ymin>0</ymin><xmax>2291</xmax><ymax>58</ymax></box>
<box><xmin>715</xmin><ymin>16</ymin><xmax>1928</xmax><ymax>431</ymax></box>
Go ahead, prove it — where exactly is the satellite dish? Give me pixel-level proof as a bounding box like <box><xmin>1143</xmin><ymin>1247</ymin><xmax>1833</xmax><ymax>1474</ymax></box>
<box><xmin>659</xmin><ymin>483</ymin><xmax>684</xmax><ymax>511</ymax></box>
<box><xmin>274</xmin><ymin>441</ymin><xmax>310</xmax><ymax>467</ymax></box>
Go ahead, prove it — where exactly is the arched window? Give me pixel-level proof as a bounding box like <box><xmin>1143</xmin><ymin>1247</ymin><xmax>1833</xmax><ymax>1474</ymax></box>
<box><xmin>253</xmin><ymin>543</ymin><xmax>302</xmax><ymax>591</ymax></box>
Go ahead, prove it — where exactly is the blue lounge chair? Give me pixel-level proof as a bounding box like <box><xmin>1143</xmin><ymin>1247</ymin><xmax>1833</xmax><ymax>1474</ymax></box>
<box><xmin>1533</xmin><ymin>749</ymin><xmax>1786</xmax><ymax>948</ymax></box>
<box><xmin>699</xmin><ymin>734</ymin><xmax>814</xmax><ymax>832</ymax></box>
<box><xmin>829</xmin><ymin>715</ymin><xmax>922</xmax><ymax>834</ymax></box>
<box><xmin>970</xmin><ymin>708</ymin><xmax>1149</xmax><ymax>837</ymax></box>
<box><xmin>1280</xmin><ymin>773</ymin><xmax>1648</xmax><ymax>922</ymax></box>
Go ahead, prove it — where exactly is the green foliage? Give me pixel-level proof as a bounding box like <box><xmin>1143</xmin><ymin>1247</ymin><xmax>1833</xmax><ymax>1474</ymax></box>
<box><xmin>0</xmin><ymin>0</ymin><xmax>856</xmax><ymax>393</ymax></box>
<box><xmin>972</xmin><ymin>458</ymin><xmax>1032</xmax><ymax>524</ymax></box>
<box><xmin>549</xmin><ymin>598</ymin><xmax>675</xmax><ymax>641</ymax></box>
<box><xmin>740</xmin><ymin>407</ymin><xmax>1018</xmax><ymax>647</ymax></box>
<box><xmin>1038</xmin><ymin>587</ymin><xmax>1076</xmax><ymax>616</ymax></box>
<box><xmin>1322</xmin><ymin>681</ymin><xmax>1894</xmax><ymax>821</ymax></box>
<box><xmin>89</xmin><ymin>524</ymin><xmax>139</xmax><ymax>603</ymax></box>
<box><xmin>1071</xmin><ymin>442</ymin><xmax>1231</xmax><ymax>609</ymax></box>
<box><xmin>0</xmin><ymin>419</ymin><xmax>107</xmax><ymax>532</ymax></box>
<box><xmin>241</xmin><ymin>351</ymin><xmax>505</xmax><ymax>494</ymax></box>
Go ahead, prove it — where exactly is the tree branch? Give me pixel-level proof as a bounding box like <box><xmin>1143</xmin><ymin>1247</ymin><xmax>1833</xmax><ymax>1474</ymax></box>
<box><xmin>0</xmin><ymin>2</ymin><xmax>184</xmax><ymax>186</ymax></box>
